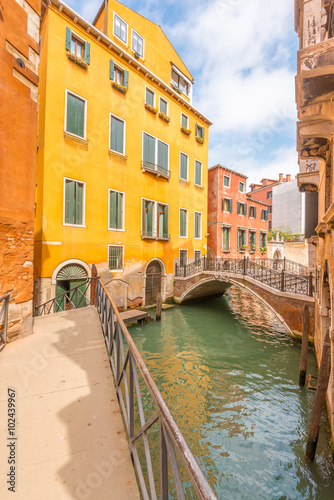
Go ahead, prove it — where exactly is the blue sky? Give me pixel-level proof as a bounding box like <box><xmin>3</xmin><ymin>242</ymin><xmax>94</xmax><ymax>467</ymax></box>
<box><xmin>65</xmin><ymin>0</ymin><xmax>299</xmax><ymax>185</ymax></box>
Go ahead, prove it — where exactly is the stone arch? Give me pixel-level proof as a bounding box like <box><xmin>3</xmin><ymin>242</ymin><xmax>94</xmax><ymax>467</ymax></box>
<box><xmin>177</xmin><ymin>276</ymin><xmax>232</xmax><ymax>304</ymax></box>
<box><xmin>51</xmin><ymin>259</ymin><xmax>91</xmax><ymax>285</ymax></box>
<box><xmin>273</xmin><ymin>249</ymin><xmax>283</xmax><ymax>260</ymax></box>
<box><xmin>145</xmin><ymin>259</ymin><xmax>165</xmax><ymax>306</ymax></box>
<box><xmin>52</xmin><ymin>259</ymin><xmax>90</xmax><ymax>311</ymax></box>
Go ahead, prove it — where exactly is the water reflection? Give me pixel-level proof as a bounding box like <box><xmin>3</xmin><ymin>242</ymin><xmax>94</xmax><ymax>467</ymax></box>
<box><xmin>131</xmin><ymin>287</ymin><xmax>334</xmax><ymax>499</ymax></box>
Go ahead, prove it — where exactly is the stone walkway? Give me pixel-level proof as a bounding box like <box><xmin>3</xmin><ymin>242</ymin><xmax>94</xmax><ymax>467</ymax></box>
<box><xmin>0</xmin><ymin>307</ymin><xmax>140</xmax><ymax>499</ymax></box>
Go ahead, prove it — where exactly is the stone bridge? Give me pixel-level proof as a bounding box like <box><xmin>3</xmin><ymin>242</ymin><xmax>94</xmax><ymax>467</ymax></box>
<box><xmin>174</xmin><ymin>258</ymin><xmax>315</xmax><ymax>338</ymax></box>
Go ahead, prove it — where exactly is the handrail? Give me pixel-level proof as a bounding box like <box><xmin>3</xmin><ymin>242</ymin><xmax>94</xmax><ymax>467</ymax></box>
<box><xmin>96</xmin><ymin>279</ymin><xmax>216</xmax><ymax>500</ymax></box>
<box><xmin>34</xmin><ymin>279</ymin><xmax>94</xmax><ymax>316</ymax></box>
<box><xmin>141</xmin><ymin>160</ymin><xmax>171</xmax><ymax>179</ymax></box>
<box><xmin>0</xmin><ymin>293</ymin><xmax>10</xmax><ymax>351</ymax></box>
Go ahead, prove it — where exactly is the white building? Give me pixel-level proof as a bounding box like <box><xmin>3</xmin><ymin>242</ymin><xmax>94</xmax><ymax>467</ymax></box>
<box><xmin>272</xmin><ymin>178</ymin><xmax>305</xmax><ymax>236</ymax></box>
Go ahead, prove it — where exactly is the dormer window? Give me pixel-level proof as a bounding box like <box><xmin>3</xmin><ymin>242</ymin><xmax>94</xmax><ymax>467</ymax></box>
<box><xmin>171</xmin><ymin>67</ymin><xmax>191</xmax><ymax>97</ymax></box>
<box><xmin>114</xmin><ymin>13</ymin><xmax>128</xmax><ymax>44</ymax></box>
<box><xmin>132</xmin><ymin>29</ymin><xmax>144</xmax><ymax>58</ymax></box>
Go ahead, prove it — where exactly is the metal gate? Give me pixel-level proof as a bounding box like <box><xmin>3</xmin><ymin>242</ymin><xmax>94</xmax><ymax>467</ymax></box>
<box><xmin>145</xmin><ymin>261</ymin><xmax>162</xmax><ymax>305</ymax></box>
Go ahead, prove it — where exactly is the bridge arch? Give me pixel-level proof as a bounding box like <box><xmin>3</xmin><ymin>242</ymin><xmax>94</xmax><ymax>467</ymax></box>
<box><xmin>176</xmin><ymin>275</ymin><xmax>232</xmax><ymax>304</ymax></box>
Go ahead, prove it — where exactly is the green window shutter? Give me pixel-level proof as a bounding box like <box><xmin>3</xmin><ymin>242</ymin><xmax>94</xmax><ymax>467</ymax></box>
<box><xmin>141</xmin><ymin>199</ymin><xmax>145</xmax><ymax>233</ymax></box>
<box><xmin>265</xmin><ymin>210</ymin><xmax>268</xmax><ymax>221</ymax></box>
<box><xmin>237</xmin><ymin>202</ymin><xmax>240</xmax><ymax>215</ymax></box>
<box><xmin>242</xmin><ymin>231</ymin><xmax>245</xmax><ymax>246</ymax></box>
<box><xmin>195</xmin><ymin>213</ymin><xmax>201</xmax><ymax>238</ymax></box>
<box><xmin>195</xmin><ymin>161</ymin><xmax>201</xmax><ymax>185</ymax></box>
<box><xmin>180</xmin><ymin>153</ymin><xmax>187</xmax><ymax>179</ymax></box>
<box><xmin>146</xmin><ymin>88</ymin><xmax>154</xmax><ymax>106</ymax></box>
<box><xmin>163</xmin><ymin>205</ymin><xmax>168</xmax><ymax>238</ymax></box>
<box><xmin>227</xmin><ymin>228</ymin><xmax>230</xmax><ymax>248</ymax></box>
<box><xmin>143</xmin><ymin>133</ymin><xmax>155</xmax><ymax>165</ymax></box>
<box><xmin>254</xmin><ymin>207</ymin><xmax>257</xmax><ymax>218</ymax></box>
<box><xmin>180</xmin><ymin>210</ymin><xmax>185</xmax><ymax>236</ymax></box>
<box><xmin>200</xmin><ymin>126</ymin><xmax>204</xmax><ymax>140</ymax></box>
<box><xmin>66</xmin><ymin>94</ymin><xmax>76</xmax><ymax>135</ymax></box>
<box><xmin>109</xmin><ymin>191</ymin><xmax>116</xmax><ymax>228</ymax></box>
<box><xmin>84</xmin><ymin>41</ymin><xmax>90</xmax><ymax>64</ymax></box>
<box><xmin>75</xmin><ymin>182</ymin><xmax>83</xmax><ymax>225</ymax></box>
<box><xmin>110</xmin><ymin>116</ymin><xmax>124</xmax><ymax>154</ymax></box>
<box><xmin>116</xmin><ymin>192</ymin><xmax>123</xmax><ymax>229</ymax></box>
<box><xmin>123</xmin><ymin>70</ymin><xmax>129</xmax><ymax>89</ymax></box>
<box><xmin>147</xmin><ymin>201</ymin><xmax>153</xmax><ymax>236</ymax></box>
<box><xmin>229</xmin><ymin>199</ymin><xmax>232</xmax><ymax>212</ymax></box>
<box><xmin>110</xmin><ymin>59</ymin><xmax>115</xmax><ymax>80</ymax></box>
<box><xmin>222</xmin><ymin>198</ymin><xmax>225</xmax><ymax>211</ymax></box>
<box><xmin>181</xmin><ymin>114</ymin><xmax>187</xmax><ymax>128</ymax></box>
<box><xmin>67</xmin><ymin>94</ymin><xmax>85</xmax><ymax>137</ymax></box>
<box><xmin>65</xmin><ymin>180</ymin><xmax>75</xmax><ymax>224</ymax></box>
<box><xmin>249</xmin><ymin>206</ymin><xmax>251</xmax><ymax>217</ymax></box>
<box><xmin>157</xmin><ymin>141</ymin><xmax>168</xmax><ymax>170</ymax></box>
<box><xmin>66</xmin><ymin>27</ymin><xmax>72</xmax><ymax>51</ymax></box>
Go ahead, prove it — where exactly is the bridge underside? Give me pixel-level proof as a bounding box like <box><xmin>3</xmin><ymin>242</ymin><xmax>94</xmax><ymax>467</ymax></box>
<box><xmin>175</xmin><ymin>278</ymin><xmax>232</xmax><ymax>304</ymax></box>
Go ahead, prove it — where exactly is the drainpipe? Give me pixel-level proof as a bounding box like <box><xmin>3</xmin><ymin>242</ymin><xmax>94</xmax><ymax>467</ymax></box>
<box><xmin>104</xmin><ymin>0</ymin><xmax>108</xmax><ymax>35</ymax></box>
<box><xmin>217</xmin><ymin>168</ymin><xmax>220</xmax><ymax>258</ymax></box>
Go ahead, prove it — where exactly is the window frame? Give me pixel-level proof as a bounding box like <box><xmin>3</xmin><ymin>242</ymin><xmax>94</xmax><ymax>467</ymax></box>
<box><xmin>131</xmin><ymin>28</ymin><xmax>144</xmax><ymax>58</ymax></box>
<box><xmin>260</xmin><ymin>232</ymin><xmax>267</xmax><ymax>248</ymax></box>
<box><xmin>179</xmin><ymin>249</ymin><xmax>188</xmax><ymax>267</ymax></box>
<box><xmin>239</xmin><ymin>181</ymin><xmax>245</xmax><ymax>193</ymax></box>
<box><xmin>63</xmin><ymin>177</ymin><xmax>86</xmax><ymax>228</ymax></box>
<box><xmin>237</xmin><ymin>202</ymin><xmax>246</xmax><ymax>216</ymax></box>
<box><xmin>222</xmin><ymin>197</ymin><xmax>232</xmax><ymax>213</ymax></box>
<box><xmin>110</xmin><ymin>60</ymin><xmax>128</xmax><ymax>87</ymax></box>
<box><xmin>108</xmin><ymin>189</ymin><xmax>125</xmax><ymax>231</ymax></box>
<box><xmin>142</xmin><ymin>131</ymin><xmax>170</xmax><ymax>172</ymax></box>
<box><xmin>145</xmin><ymin>86</ymin><xmax>156</xmax><ymax>107</ymax></box>
<box><xmin>195</xmin><ymin>123</ymin><xmax>204</xmax><ymax>140</ymax></box>
<box><xmin>194</xmin><ymin>211</ymin><xmax>202</xmax><ymax>240</ymax></box>
<box><xmin>109</xmin><ymin>112</ymin><xmax>126</xmax><ymax>156</ymax></box>
<box><xmin>194</xmin><ymin>250</ymin><xmax>202</xmax><ymax>261</ymax></box>
<box><xmin>64</xmin><ymin>89</ymin><xmax>87</xmax><ymax>140</ymax></box>
<box><xmin>71</xmin><ymin>32</ymin><xmax>85</xmax><ymax>58</ymax></box>
<box><xmin>249</xmin><ymin>230</ymin><xmax>256</xmax><ymax>252</ymax></box>
<box><xmin>267</xmin><ymin>191</ymin><xmax>272</xmax><ymax>200</ymax></box>
<box><xmin>179</xmin><ymin>207</ymin><xmax>188</xmax><ymax>238</ymax></box>
<box><xmin>179</xmin><ymin>151</ymin><xmax>189</xmax><ymax>181</ymax></box>
<box><xmin>181</xmin><ymin>112</ymin><xmax>189</xmax><ymax>129</ymax></box>
<box><xmin>222</xmin><ymin>226</ymin><xmax>230</xmax><ymax>252</ymax></box>
<box><xmin>237</xmin><ymin>228</ymin><xmax>246</xmax><ymax>251</ymax></box>
<box><xmin>108</xmin><ymin>244</ymin><xmax>124</xmax><ymax>271</ymax></box>
<box><xmin>194</xmin><ymin>159</ymin><xmax>202</xmax><ymax>187</ymax></box>
<box><xmin>113</xmin><ymin>12</ymin><xmax>128</xmax><ymax>45</ymax></box>
<box><xmin>223</xmin><ymin>175</ymin><xmax>230</xmax><ymax>188</ymax></box>
<box><xmin>159</xmin><ymin>97</ymin><xmax>168</xmax><ymax>116</ymax></box>
<box><xmin>249</xmin><ymin>205</ymin><xmax>256</xmax><ymax>218</ymax></box>
<box><xmin>141</xmin><ymin>197</ymin><xmax>169</xmax><ymax>239</ymax></box>
<box><xmin>171</xmin><ymin>65</ymin><xmax>191</xmax><ymax>97</ymax></box>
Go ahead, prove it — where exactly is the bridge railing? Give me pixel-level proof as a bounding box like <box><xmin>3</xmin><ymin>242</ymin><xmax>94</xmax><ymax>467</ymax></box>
<box><xmin>0</xmin><ymin>294</ymin><xmax>10</xmax><ymax>352</ymax></box>
<box><xmin>34</xmin><ymin>279</ymin><xmax>95</xmax><ymax>316</ymax></box>
<box><xmin>175</xmin><ymin>257</ymin><xmax>314</xmax><ymax>297</ymax></box>
<box><xmin>96</xmin><ymin>279</ymin><xmax>216</xmax><ymax>500</ymax></box>
<box><xmin>251</xmin><ymin>257</ymin><xmax>309</xmax><ymax>276</ymax></box>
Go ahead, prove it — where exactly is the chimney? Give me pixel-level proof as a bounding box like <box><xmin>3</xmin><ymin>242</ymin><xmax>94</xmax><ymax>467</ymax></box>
<box><xmin>286</xmin><ymin>174</ymin><xmax>291</xmax><ymax>182</ymax></box>
<box><xmin>279</xmin><ymin>173</ymin><xmax>283</xmax><ymax>182</ymax></box>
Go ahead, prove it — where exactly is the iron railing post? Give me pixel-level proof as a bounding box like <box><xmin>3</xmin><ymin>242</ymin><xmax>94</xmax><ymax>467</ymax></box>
<box><xmin>175</xmin><ymin>263</ymin><xmax>178</xmax><ymax>277</ymax></box>
<box><xmin>283</xmin><ymin>257</ymin><xmax>286</xmax><ymax>271</ymax></box>
<box><xmin>183</xmin><ymin>265</ymin><xmax>186</xmax><ymax>278</ymax></box>
<box><xmin>160</xmin><ymin>421</ymin><xmax>168</xmax><ymax>500</ymax></box>
<box><xmin>309</xmin><ymin>273</ymin><xmax>313</xmax><ymax>297</ymax></box>
<box><xmin>281</xmin><ymin>270</ymin><xmax>285</xmax><ymax>292</ymax></box>
<box><xmin>243</xmin><ymin>256</ymin><xmax>246</xmax><ymax>275</ymax></box>
<box><xmin>203</xmin><ymin>254</ymin><xmax>206</xmax><ymax>271</ymax></box>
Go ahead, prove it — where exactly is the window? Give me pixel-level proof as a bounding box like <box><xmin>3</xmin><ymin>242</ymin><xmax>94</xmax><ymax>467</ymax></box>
<box><xmin>143</xmin><ymin>132</ymin><xmax>169</xmax><ymax>173</ymax></box>
<box><xmin>145</xmin><ymin>87</ymin><xmax>155</xmax><ymax>107</ymax></box>
<box><xmin>222</xmin><ymin>198</ymin><xmax>232</xmax><ymax>213</ymax></box>
<box><xmin>239</xmin><ymin>181</ymin><xmax>245</xmax><ymax>193</ymax></box>
<box><xmin>194</xmin><ymin>212</ymin><xmax>202</xmax><ymax>239</ymax></box>
<box><xmin>131</xmin><ymin>29</ymin><xmax>144</xmax><ymax>57</ymax></box>
<box><xmin>261</xmin><ymin>209</ymin><xmax>268</xmax><ymax>221</ymax></box>
<box><xmin>249</xmin><ymin>205</ymin><xmax>257</xmax><ymax>218</ymax></box>
<box><xmin>179</xmin><ymin>249</ymin><xmax>188</xmax><ymax>267</ymax></box>
<box><xmin>194</xmin><ymin>250</ymin><xmax>201</xmax><ymax>261</ymax></box>
<box><xmin>237</xmin><ymin>202</ymin><xmax>246</xmax><ymax>216</ymax></box>
<box><xmin>66</xmin><ymin>27</ymin><xmax>90</xmax><ymax>63</ymax></box>
<box><xmin>260</xmin><ymin>232</ymin><xmax>267</xmax><ymax>248</ymax></box>
<box><xmin>171</xmin><ymin>68</ymin><xmax>190</xmax><ymax>96</ymax></box>
<box><xmin>267</xmin><ymin>191</ymin><xmax>272</xmax><ymax>199</ymax></box>
<box><xmin>109</xmin><ymin>114</ymin><xmax>125</xmax><ymax>155</ymax></box>
<box><xmin>109</xmin><ymin>190</ymin><xmax>124</xmax><ymax>230</ymax></box>
<box><xmin>181</xmin><ymin>113</ymin><xmax>189</xmax><ymax>128</ymax></box>
<box><xmin>249</xmin><ymin>231</ymin><xmax>256</xmax><ymax>252</ymax></box>
<box><xmin>195</xmin><ymin>160</ymin><xmax>202</xmax><ymax>186</ymax></box>
<box><xmin>141</xmin><ymin>199</ymin><xmax>169</xmax><ymax>239</ymax></box>
<box><xmin>64</xmin><ymin>178</ymin><xmax>85</xmax><ymax>226</ymax></box>
<box><xmin>108</xmin><ymin>245</ymin><xmax>123</xmax><ymax>271</ymax></box>
<box><xmin>222</xmin><ymin>227</ymin><xmax>230</xmax><ymax>252</ymax></box>
<box><xmin>269</xmin><ymin>206</ymin><xmax>272</xmax><ymax>214</ymax></box>
<box><xmin>223</xmin><ymin>176</ymin><xmax>230</xmax><ymax>188</ymax></box>
<box><xmin>238</xmin><ymin>229</ymin><xmax>246</xmax><ymax>251</ymax></box>
<box><xmin>114</xmin><ymin>13</ymin><xmax>128</xmax><ymax>44</ymax></box>
<box><xmin>65</xmin><ymin>91</ymin><xmax>86</xmax><ymax>139</ymax></box>
<box><xmin>195</xmin><ymin>124</ymin><xmax>204</xmax><ymax>141</ymax></box>
<box><xmin>180</xmin><ymin>153</ymin><xmax>188</xmax><ymax>181</ymax></box>
<box><xmin>179</xmin><ymin>208</ymin><xmax>188</xmax><ymax>237</ymax></box>
<box><xmin>110</xmin><ymin>60</ymin><xmax>129</xmax><ymax>88</ymax></box>
<box><xmin>159</xmin><ymin>97</ymin><xmax>168</xmax><ymax>115</ymax></box>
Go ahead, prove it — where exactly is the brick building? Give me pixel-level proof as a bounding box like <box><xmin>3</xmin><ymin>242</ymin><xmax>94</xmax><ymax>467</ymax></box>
<box><xmin>208</xmin><ymin>165</ymin><xmax>269</xmax><ymax>259</ymax></box>
<box><xmin>0</xmin><ymin>0</ymin><xmax>40</xmax><ymax>337</ymax></box>
<box><xmin>248</xmin><ymin>174</ymin><xmax>291</xmax><ymax>229</ymax></box>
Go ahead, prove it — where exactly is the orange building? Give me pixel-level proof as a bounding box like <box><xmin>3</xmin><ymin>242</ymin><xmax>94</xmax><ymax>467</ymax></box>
<box><xmin>0</xmin><ymin>0</ymin><xmax>40</xmax><ymax>337</ymax></box>
<box><xmin>208</xmin><ymin>165</ymin><xmax>269</xmax><ymax>259</ymax></box>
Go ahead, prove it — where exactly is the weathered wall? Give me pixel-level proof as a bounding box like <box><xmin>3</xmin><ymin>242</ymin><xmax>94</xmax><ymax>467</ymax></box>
<box><xmin>267</xmin><ymin>239</ymin><xmax>309</xmax><ymax>267</ymax></box>
<box><xmin>0</xmin><ymin>0</ymin><xmax>40</xmax><ymax>339</ymax></box>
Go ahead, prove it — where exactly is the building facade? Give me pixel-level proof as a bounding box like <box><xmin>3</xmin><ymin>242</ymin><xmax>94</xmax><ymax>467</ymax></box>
<box><xmin>272</xmin><ymin>178</ymin><xmax>305</xmax><ymax>236</ymax></box>
<box><xmin>295</xmin><ymin>0</ymin><xmax>334</xmax><ymax>451</ymax></box>
<box><xmin>208</xmin><ymin>166</ymin><xmax>269</xmax><ymax>259</ymax></box>
<box><xmin>35</xmin><ymin>0</ymin><xmax>211</xmax><ymax>309</ymax></box>
<box><xmin>0</xmin><ymin>0</ymin><xmax>40</xmax><ymax>337</ymax></box>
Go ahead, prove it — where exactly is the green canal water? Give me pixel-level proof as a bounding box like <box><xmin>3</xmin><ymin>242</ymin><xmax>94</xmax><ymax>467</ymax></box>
<box><xmin>130</xmin><ymin>288</ymin><xmax>334</xmax><ymax>499</ymax></box>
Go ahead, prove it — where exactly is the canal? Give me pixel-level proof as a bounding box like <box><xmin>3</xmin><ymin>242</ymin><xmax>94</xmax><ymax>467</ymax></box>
<box><xmin>130</xmin><ymin>288</ymin><xmax>334</xmax><ymax>499</ymax></box>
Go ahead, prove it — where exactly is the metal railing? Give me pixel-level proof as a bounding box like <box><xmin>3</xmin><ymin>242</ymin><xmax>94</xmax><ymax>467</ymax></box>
<box><xmin>251</xmin><ymin>257</ymin><xmax>309</xmax><ymax>276</ymax></box>
<box><xmin>175</xmin><ymin>257</ymin><xmax>314</xmax><ymax>297</ymax></box>
<box><xmin>96</xmin><ymin>279</ymin><xmax>216</xmax><ymax>500</ymax></box>
<box><xmin>34</xmin><ymin>279</ymin><xmax>95</xmax><ymax>316</ymax></box>
<box><xmin>0</xmin><ymin>294</ymin><xmax>10</xmax><ymax>351</ymax></box>
<box><xmin>141</xmin><ymin>161</ymin><xmax>171</xmax><ymax>180</ymax></box>
<box><xmin>141</xmin><ymin>230</ymin><xmax>170</xmax><ymax>241</ymax></box>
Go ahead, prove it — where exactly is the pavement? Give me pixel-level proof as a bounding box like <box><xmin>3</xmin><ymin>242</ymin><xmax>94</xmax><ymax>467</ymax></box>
<box><xmin>0</xmin><ymin>307</ymin><xmax>140</xmax><ymax>499</ymax></box>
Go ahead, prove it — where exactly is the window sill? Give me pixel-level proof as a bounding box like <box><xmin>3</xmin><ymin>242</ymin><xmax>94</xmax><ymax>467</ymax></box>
<box><xmin>63</xmin><ymin>223</ymin><xmax>86</xmax><ymax>228</ymax></box>
<box><xmin>194</xmin><ymin>183</ymin><xmax>204</xmax><ymax>189</ymax></box>
<box><xmin>141</xmin><ymin>161</ymin><xmax>170</xmax><ymax>180</ymax></box>
<box><xmin>179</xmin><ymin>235</ymin><xmax>188</xmax><ymax>239</ymax></box>
<box><xmin>181</xmin><ymin>127</ymin><xmax>191</xmax><ymax>136</ymax></box>
<box><xmin>66</xmin><ymin>52</ymin><xmax>88</xmax><ymax>69</ymax></box>
<box><xmin>64</xmin><ymin>131</ymin><xmax>88</xmax><ymax>146</ymax></box>
<box><xmin>194</xmin><ymin>237</ymin><xmax>202</xmax><ymax>240</ymax></box>
<box><xmin>179</xmin><ymin>178</ymin><xmax>190</xmax><ymax>184</ymax></box>
<box><xmin>158</xmin><ymin>112</ymin><xmax>170</xmax><ymax>123</ymax></box>
<box><xmin>109</xmin><ymin>269</ymin><xmax>123</xmax><ymax>273</ymax></box>
<box><xmin>108</xmin><ymin>228</ymin><xmax>125</xmax><ymax>232</ymax></box>
<box><xmin>145</xmin><ymin>103</ymin><xmax>158</xmax><ymax>114</ymax></box>
<box><xmin>195</xmin><ymin>136</ymin><xmax>204</xmax><ymax>144</ymax></box>
<box><xmin>141</xmin><ymin>232</ymin><xmax>170</xmax><ymax>241</ymax></box>
<box><xmin>108</xmin><ymin>150</ymin><xmax>127</xmax><ymax>160</ymax></box>
<box><xmin>222</xmin><ymin>250</ymin><xmax>230</xmax><ymax>253</ymax></box>
<box><xmin>112</xmin><ymin>82</ymin><xmax>127</xmax><ymax>94</ymax></box>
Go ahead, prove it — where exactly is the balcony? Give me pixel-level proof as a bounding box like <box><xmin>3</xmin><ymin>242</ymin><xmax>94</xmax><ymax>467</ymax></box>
<box><xmin>297</xmin><ymin>158</ymin><xmax>319</xmax><ymax>192</ymax></box>
<box><xmin>141</xmin><ymin>231</ymin><xmax>170</xmax><ymax>241</ymax></box>
<box><xmin>141</xmin><ymin>161</ymin><xmax>171</xmax><ymax>180</ymax></box>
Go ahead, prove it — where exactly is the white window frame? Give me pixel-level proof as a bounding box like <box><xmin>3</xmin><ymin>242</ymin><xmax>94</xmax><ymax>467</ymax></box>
<box><xmin>108</xmin><ymin>244</ymin><xmax>124</xmax><ymax>272</ymax></box>
<box><xmin>239</xmin><ymin>181</ymin><xmax>245</xmax><ymax>193</ymax></box>
<box><xmin>179</xmin><ymin>207</ymin><xmax>188</xmax><ymax>238</ymax></box>
<box><xmin>108</xmin><ymin>189</ymin><xmax>125</xmax><ymax>232</ymax></box>
<box><xmin>171</xmin><ymin>64</ymin><xmax>192</xmax><ymax>99</ymax></box>
<box><xmin>145</xmin><ymin>85</ymin><xmax>156</xmax><ymax>107</ymax></box>
<box><xmin>181</xmin><ymin>112</ymin><xmax>189</xmax><ymax>128</ymax></box>
<box><xmin>70</xmin><ymin>30</ymin><xmax>86</xmax><ymax>58</ymax></box>
<box><xmin>131</xmin><ymin>28</ymin><xmax>144</xmax><ymax>58</ymax></box>
<box><xmin>141</xmin><ymin>197</ymin><xmax>169</xmax><ymax>238</ymax></box>
<box><xmin>179</xmin><ymin>249</ymin><xmax>188</xmax><ymax>267</ymax></box>
<box><xmin>63</xmin><ymin>176</ymin><xmax>86</xmax><ymax>228</ymax></box>
<box><xmin>195</xmin><ymin>123</ymin><xmax>204</xmax><ymax>138</ymax></box>
<box><xmin>64</xmin><ymin>89</ymin><xmax>87</xmax><ymax>140</ymax></box>
<box><xmin>113</xmin><ymin>12</ymin><xmax>128</xmax><ymax>45</ymax></box>
<box><xmin>110</xmin><ymin>61</ymin><xmax>126</xmax><ymax>85</ymax></box>
<box><xmin>194</xmin><ymin>250</ymin><xmax>202</xmax><ymax>261</ymax></box>
<box><xmin>179</xmin><ymin>151</ymin><xmax>189</xmax><ymax>181</ymax></box>
<box><xmin>142</xmin><ymin>131</ymin><xmax>170</xmax><ymax>170</ymax></box>
<box><xmin>194</xmin><ymin>159</ymin><xmax>202</xmax><ymax>187</ymax></box>
<box><xmin>159</xmin><ymin>96</ymin><xmax>168</xmax><ymax>115</ymax></box>
<box><xmin>194</xmin><ymin>211</ymin><xmax>202</xmax><ymax>240</ymax></box>
<box><xmin>222</xmin><ymin>226</ymin><xmax>231</xmax><ymax>252</ymax></box>
<box><xmin>223</xmin><ymin>175</ymin><xmax>230</xmax><ymax>188</ymax></box>
<box><xmin>109</xmin><ymin>112</ymin><xmax>126</xmax><ymax>156</ymax></box>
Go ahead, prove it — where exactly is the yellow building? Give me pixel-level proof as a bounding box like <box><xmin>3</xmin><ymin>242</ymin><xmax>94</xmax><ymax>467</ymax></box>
<box><xmin>34</xmin><ymin>0</ymin><xmax>211</xmax><ymax>309</ymax></box>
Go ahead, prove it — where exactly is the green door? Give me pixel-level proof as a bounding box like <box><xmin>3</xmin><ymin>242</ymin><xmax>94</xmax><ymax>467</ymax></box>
<box><xmin>55</xmin><ymin>282</ymin><xmax>67</xmax><ymax>312</ymax></box>
<box><xmin>69</xmin><ymin>280</ymin><xmax>87</xmax><ymax>308</ymax></box>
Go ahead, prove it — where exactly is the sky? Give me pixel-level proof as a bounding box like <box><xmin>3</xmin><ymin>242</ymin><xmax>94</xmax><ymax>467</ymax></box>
<box><xmin>65</xmin><ymin>0</ymin><xmax>299</xmax><ymax>185</ymax></box>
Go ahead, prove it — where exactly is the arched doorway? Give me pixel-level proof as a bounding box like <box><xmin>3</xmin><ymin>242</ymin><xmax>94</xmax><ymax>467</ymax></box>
<box><xmin>273</xmin><ymin>249</ymin><xmax>282</xmax><ymax>260</ymax></box>
<box><xmin>56</xmin><ymin>263</ymin><xmax>88</xmax><ymax>311</ymax></box>
<box><xmin>145</xmin><ymin>260</ymin><xmax>162</xmax><ymax>305</ymax></box>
